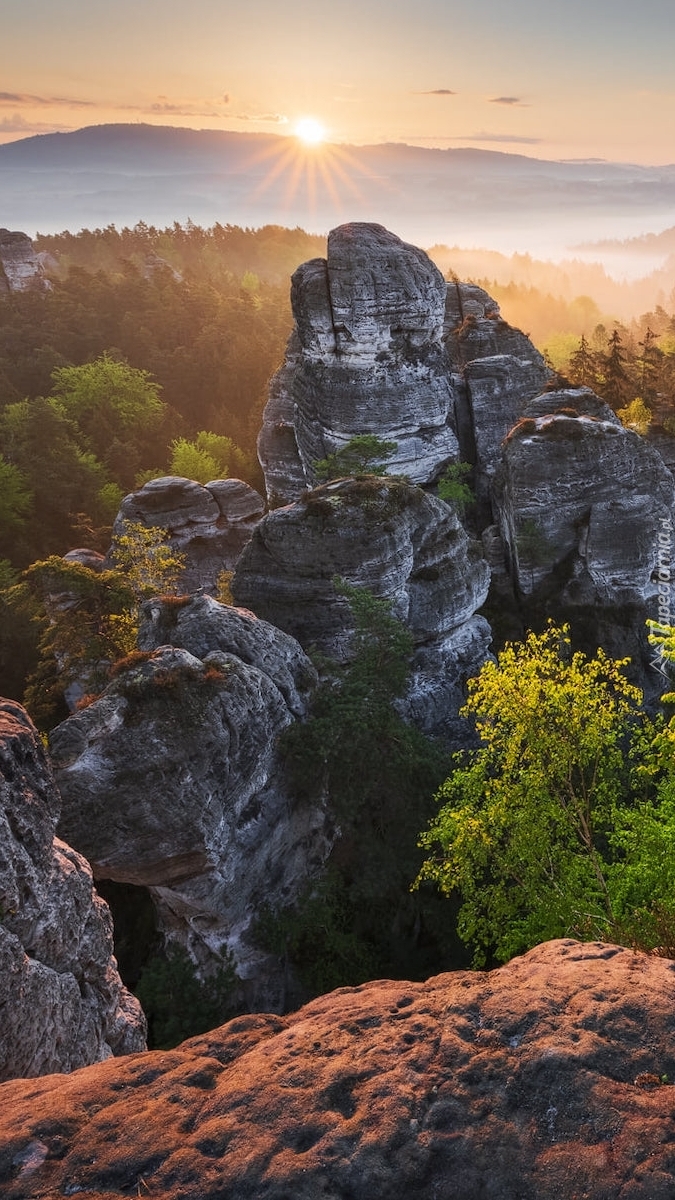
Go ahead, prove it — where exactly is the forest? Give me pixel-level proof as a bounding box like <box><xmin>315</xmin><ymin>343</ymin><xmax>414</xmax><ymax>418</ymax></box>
<box><xmin>4</xmin><ymin>221</ymin><xmax>675</xmax><ymax>1046</ymax></box>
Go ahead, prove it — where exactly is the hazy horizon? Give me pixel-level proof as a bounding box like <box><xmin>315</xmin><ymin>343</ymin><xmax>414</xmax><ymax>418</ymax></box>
<box><xmin>3</xmin><ymin>0</ymin><xmax>675</xmax><ymax>164</ymax></box>
<box><xmin>2</xmin><ymin>123</ymin><xmax>675</xmax><ymax>278</ymax></box>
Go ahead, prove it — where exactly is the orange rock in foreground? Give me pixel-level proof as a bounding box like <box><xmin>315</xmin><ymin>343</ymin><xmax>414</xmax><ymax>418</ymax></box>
<box><xmin>3</xmin><ymin>940</ymin><xmax>675</xmax><ymax>1199</ymax></box>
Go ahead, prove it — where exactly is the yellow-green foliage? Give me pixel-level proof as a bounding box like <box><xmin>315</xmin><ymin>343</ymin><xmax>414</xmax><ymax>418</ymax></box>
<box><xmin>415</xmin><ymin>624</ymin><xmax>651</xmax><ymax>964</ymax></box>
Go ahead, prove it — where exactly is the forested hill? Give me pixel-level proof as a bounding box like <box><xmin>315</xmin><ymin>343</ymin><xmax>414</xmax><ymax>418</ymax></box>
<box><xmin>0</xmin><ymin>223</ymin><xmax>324</xmax><ymax>564</ymax></box>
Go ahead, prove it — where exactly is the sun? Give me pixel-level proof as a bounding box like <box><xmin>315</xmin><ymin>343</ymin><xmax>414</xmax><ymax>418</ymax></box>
<box><xmin>295</xmin><ymin>117</ymin><xmax>326</xmax><ymax>146</ymax></box>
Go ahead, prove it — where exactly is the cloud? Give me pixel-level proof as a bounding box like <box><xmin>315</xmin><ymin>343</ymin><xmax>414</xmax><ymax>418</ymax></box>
<box><xmin>232</xmin><ymin>112</ymin><xmax>289</xmax><ymax>124</ymax></box>
<box><xmin>489</xmin><ymin>96</ymin><xmax>525</xmax><ymax>106</ymax></box>
<box><xmin>0</xmin><ymin>92</ymin><xmax>94</xmax><ymax>109</ymax></box>
<box><xmin>0</xmin><ymin>113</ymin><xmax>73</xmax><ymax>134</ymax></box>
<box><xmin>414</xmin><ymin>89</ymin><xmax>457</xmax><ymax>96</ymax></box>
<box><xmin>455</xmin><ymin>130</ymin><xmax>542</xmax><ymax>144</ymax></box>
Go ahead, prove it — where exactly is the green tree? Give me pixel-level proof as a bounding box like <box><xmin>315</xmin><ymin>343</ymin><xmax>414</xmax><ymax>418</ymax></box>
<box><xmin>0</xmin><ymin>456</ymin><xmax>32</xmax><ymax>555</ymax></box>
<box><xmin>617</xmin><ymin>397</ymin><xmax>652</xmax><ymax>435</ymax></box>
<box><xmin>7</xmin><ymin>523</ymin><xmax>185</xmax><ymax>728</ymax></box>
<box><xmin>415</xmin><ymin>625</ymin><xmax>642</xmax><ymax>965</ymax></box>
<box><xmin>110</xmin><ymin>520</ymin><xmax>185</xmax><ymax>600</ymax></box>
<box><xmin>437</xmin><ymin>461</ymin><xmax>474</xmax><ymax>513</ymax></box>
<box><xmin>313</xmin><ymin>435</ymin><xmax>398</xmax><ymax>481</ymax></box>
<box><xmin>598</xmin><ymin>327</ymin><xmax>631</xmax><ymax>410</ymax></box>
<box><xmin>568</xmin><ymin>333</ymin><xmax>598</xmax><ymax>389</ymax></box>
<box><xmin>0</xmin><ymin>397</ymin><xmax>110</xmax><ymax>562</ymax></box>
<box><xmin>275</xmin><ymin>583</ymin><xmax>451</xmax><ymax>994</ymax></box>
<box><xmin>49</xmin><ymin>353</ymin><xmax>165</xmax><ymax>487</ymax></box>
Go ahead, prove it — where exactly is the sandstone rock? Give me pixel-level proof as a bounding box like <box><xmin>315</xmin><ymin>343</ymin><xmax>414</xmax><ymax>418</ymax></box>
<box><xmin>233</xmin><ymin>476</ymin><xmax>490</xmax><ymax>649</ymax></box>
<box><xmin>232</xmin><ymin>476</ymin><xmax>491</xmax><ymax>744</ymax></box>
<box><xmin>494</xmin><ymin>401</ymin><xmax>675</xmax><ymax>607</ymax></box>
<box><xmin>258</xmin><ymin>223</ymin><xmax>460</xmax><ymax>504</ymax></box>
<box><xmin>2</xmin><ymin>940</ymin><xmax>675</xmax><ymax>1198</ymax></box>
<box><xmin>0</xmin><ymin>699</ymin><xmax>145</xmax><ymax>1081</ymax></box>
<box><xmin>0</xmin><ymin>229</ymin><xmax>46</xmax><ymax>294</ymax></box>
<box><xmin>113</xmin><ymin>475</ymin><xmax>264</xmax><ymax>593</ymax></box>
<box><xmin>50</xmin><ymin>600</ymin><xmax>332</xmax><ymax>1008</ymax></box>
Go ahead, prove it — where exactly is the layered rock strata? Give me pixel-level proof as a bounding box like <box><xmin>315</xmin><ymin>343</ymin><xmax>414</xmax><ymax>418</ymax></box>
<box><xmin>113</xmin><ymin>476</ymin><xmax>264</xmax><ymax>594</ymax></box>
<box><xmin>50</xmin><ymin>596</ymin><xmax>333</xmax><ymax>1009</ymax></box>
<box><xmin>258</xmin><ymin>224</ymin><xmax>460</xmax><ymax>505</ymax></box>
<box><xmin>0</xmin><ymin>699</ymin><xmax>146</xmax><ymax>1081</ymax></box>
<box><xmin>494</xmin><ymin>392</ymin><xmax>675</xmax><ymax>607</ymax></box>
<box><xmin>232</xmin><ymin>476</ymin><xmax>491</xmax><ymax>742</ymax></box>
<box><xmin>2</xmin><ymin>940</ymin><xmax>675</xmax><ymax>1199</ymax></box>
<box><xmin>258</xmin><ymin>225</ymin><xmax>550</xmax><ymax>508</ymax></box>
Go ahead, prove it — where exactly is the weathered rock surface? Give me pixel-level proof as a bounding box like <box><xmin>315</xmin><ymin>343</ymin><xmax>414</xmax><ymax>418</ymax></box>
<box><xmin>113</xmin><ymin>475</ymin><xmax>264</xmax><ymax>593</ymax></box>
<box><xmin>49</xmin><ymin>597</ymin><xmax>333</xmax><ymax>1008</ymax></box>
<box><xmin>494</xmin><ymin>394</ymin><xmax>675</xmax><ymax>607</ymax></box>
<box><xmin>232</xmin><ymin>476</ymin><xmax>491</xmax><ymax>741</ymax></box>
<box><xmin>258</xmin><ymin>224</ymin><xmax>460</xmax><ymax>504</ymax></box>
<box><xmin>0</xmin><ymin>699</ymin><xmax>146</xmax><ymax>1082</ymax></box>
<box><xmin>233</xmin><ymin>477</ymin><xmax>489</xmax><ymax>655</ymax></box>
<box><xmin>0</xmin><ymin>229</ymin><xmax>46</xmax><ymax>294</ymax></box>
<box><xmin>3</xmin><ymin>940</ymin><xmax>675</xmax><ymax>1199</ymax></box>
<box><xmin>258</xmin><ymin>228</ymin><xmax>550</xmax><ymax>508</ymax></box>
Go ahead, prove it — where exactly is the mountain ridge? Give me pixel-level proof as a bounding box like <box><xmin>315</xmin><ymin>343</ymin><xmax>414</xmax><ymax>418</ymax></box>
<box><xmin>2</xmin><ymin>124</ymin><xmax>675</xmax><ymax>258</ymax></box>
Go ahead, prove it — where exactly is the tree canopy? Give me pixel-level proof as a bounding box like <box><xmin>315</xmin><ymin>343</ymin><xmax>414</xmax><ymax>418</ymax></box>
<box><xmin>414</xmin><ymin>624</ymin><xmax>675</xmax><ymax>965</ymax></box>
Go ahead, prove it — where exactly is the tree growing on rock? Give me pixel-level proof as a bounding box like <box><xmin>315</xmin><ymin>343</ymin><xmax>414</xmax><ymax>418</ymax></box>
<box><xmin>313</xmin><ymin>435</ymin><xmax>397</xmax><ymax>481</ymax></box>
<box><xmin>5</xmin><ymin>522</ymin><xmax>185</xmax><ymax>728</ymax></box>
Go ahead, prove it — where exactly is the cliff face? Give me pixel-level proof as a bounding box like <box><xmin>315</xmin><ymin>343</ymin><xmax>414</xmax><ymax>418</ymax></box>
<box><xmin>258</xmin><ymin>224</ymin><xmax>460</xmax><ymax>505</ymax></box>
<box><xmin>0</xmin><ymin>700</ymin><xmax>146</xmax><ymax>1081</ymax></box>
<box><xmin>258</xmin><ymin>226</ymin><xmax>550</xmax><ymax>509</ymax></box>
<box><xmin>232</xmin><ymin>476</ymin><xmax>491</xmax><ymax>742</ymax></box>
<box><xmin>2</xmin><ymin>940</ymin><xmax>675</xmax><ymax>1200</ymax></box>
<box><xmin>50</xmin><ymin>596</ymin><xmax>334</xmax><ymax>1009</ymax></box>
<box><xmin>0</xmin><ymin>229</ymin><xmax>46</xmax><ymax>294</ymax></box>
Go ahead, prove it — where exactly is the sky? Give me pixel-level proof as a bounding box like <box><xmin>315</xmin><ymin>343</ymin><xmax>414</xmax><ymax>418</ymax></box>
<box><xmin>2</xmin><ymin>0</ymin><xmax>675</xmax><ymax>163</ymax></box>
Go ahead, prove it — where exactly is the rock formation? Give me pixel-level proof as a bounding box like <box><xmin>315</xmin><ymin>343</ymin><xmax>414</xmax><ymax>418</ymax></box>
<box><xmin>444</xmin><ymin>281</ymin><xmax>550</xmax><ymax>502</ymax></box>
<box><xmin>257</xmin><ymin>225</ymin><xmax>549</xmax><ymax>508</ymax></box>
<box><xmin>0</xmin><ymin>699</ymin><xmax>146</xmax><ymax>1081</ymax></box>
<box><xmin>0</xmin><ymin>229</ymin><xmax>46</xmax><ymax>294</ymax></box>
<box><xmin>2</xmin><ymin>939</ymin><xmax>675</xmax><ymax>1199</ymax></box>
<box><xmin>49</xmin><ymin>595</ymin><xmax>334</xmax><ymax>1008</ymax></box>
<box><xmin>258</xmin><ymin>224</ymin><xmax>460</xmax><ymax>505</ymax></box>
<box><xmin>113</xmin><ymin>476</ymin><xmax>264</xmax><ymax>594</ymax></box>
<box><xmin>232</xmin><ymin>475</ymin><xmax>491</xmax><ymax>741</ymax></box>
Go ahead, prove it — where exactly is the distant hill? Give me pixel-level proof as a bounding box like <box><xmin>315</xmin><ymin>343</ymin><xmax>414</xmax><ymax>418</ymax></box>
<box><xmin>2</xmin><ymin>124</ymin><xmax>675</xmax><ymax>263</ymax></box>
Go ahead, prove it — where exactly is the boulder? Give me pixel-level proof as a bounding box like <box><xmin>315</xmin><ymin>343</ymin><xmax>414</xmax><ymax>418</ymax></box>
<box><xmin>0</xmin><ymin>699</ymin><xmax>145</xmax><ymax>1081</ymax></box>
<box><xmin>49</xmin><ymin>597</ymin><xmax>333</xmax><ymax>1009</ymax></box>
<box><xmin>2</xmin><ymin>940</ymin><xmax>675</xmax><ymax>1198</ymax></box>
<box><xmin>113</xmin><ymin>476</ymin><xmax>264</xmax><ymax>593</ymax></box>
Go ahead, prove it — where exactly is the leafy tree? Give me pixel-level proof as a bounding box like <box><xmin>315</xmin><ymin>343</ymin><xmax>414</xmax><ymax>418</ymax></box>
<box><xmin>6</xmin><ymin>523</ymin><xmax>185</xmax><ymax>727</ymax></box>
<box><xmin>437</xmin><ymin>461</ymin><xmax>474</xmax><ymax>513</ymax></box>
<box><xmin>313</xmin><ymin>435</ymin><xmax>398</xmax><ymax>481</ymax></box>
<box><xmin>0</xmin><ymin>397</ymin><xmax>110</xmax><ymax>563</ymax></box>
<box><xmin>110</xmin><ymin>520</ymin><xmax>185</xmax><ymax>600</ymax></box>
<box><xmin>49</xmin><ymin>353</ymin><xmax>165</xmax><ymax>487</ymax></box>
<box><xmin>415</xmin><ymin>625</ymin><xmax>642</xmax><ymax>965</ymax></box>
<box><xmin>617</xmin><ymin>397</ymin><xmax>652</xmax><ymax>435</ymax></box>
<box><xmin>0</xmin><ymin>456</ymin><xmax>32</xmax><ymax>555</ymax></box>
